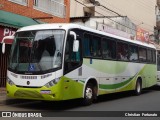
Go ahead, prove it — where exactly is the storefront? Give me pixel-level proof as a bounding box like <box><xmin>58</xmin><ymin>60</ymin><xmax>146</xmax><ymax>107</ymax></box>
<box><xmin>0</xmin><ymin>10</ymin><xmax>41</xmax><ymax>87</ymax></box>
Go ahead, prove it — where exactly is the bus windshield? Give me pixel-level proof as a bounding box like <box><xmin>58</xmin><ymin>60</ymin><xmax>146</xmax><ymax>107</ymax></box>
<box><xmin>9</xmin><ymin>30</ymin><xmax>65</xmax><ymax>73</ymax></box>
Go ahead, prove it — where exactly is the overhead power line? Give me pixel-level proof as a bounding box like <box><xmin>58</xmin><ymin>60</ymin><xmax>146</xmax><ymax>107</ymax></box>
<box><xmin>74</xmin><ymin>0</ymin><xmax>138</xmax><ymax>32</ymax></box>
<box><xmin>90</xmin><ymin>1</ymin><xmax>122</xmax><ymax>16</ymax></box>
<box><xmin>100</xmin><ymin>0</ymin><xmax>155</xmax><ymax>31</ymax></box>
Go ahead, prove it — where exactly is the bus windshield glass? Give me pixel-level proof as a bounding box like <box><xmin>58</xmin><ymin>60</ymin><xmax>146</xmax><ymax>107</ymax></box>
<box><xmin>9</xmin><ymin>30</ymin><xmax>65</xmax><ymax>73</ymax></box>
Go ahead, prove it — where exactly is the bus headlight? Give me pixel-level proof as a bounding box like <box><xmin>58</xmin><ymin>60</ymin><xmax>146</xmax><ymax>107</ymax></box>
<box><xmin>7</xmin><ymin>77</ymin><xmax>15</xmax><ymax>86</ymax></box>
<box><xmin>45</xmin><ymin>78</ymin><xmax>60</xmax><ymax>88</ymax></box>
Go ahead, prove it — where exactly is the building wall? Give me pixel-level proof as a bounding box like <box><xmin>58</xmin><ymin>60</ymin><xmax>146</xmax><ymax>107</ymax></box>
<box><xmin>71</xmin><ymin>0</ymin><xmax>85</xmax><ymax>17</ymax></box>
<box><xmin>156</xmin><ymin>0</ymin><xmax>160</xmax><ymax>43</ymax></box>
<box><xmin>70</xmin><ymin>0</ymin><xmax>156</xmax><ymax>34</ymax></box>
<box><xmin>0</xmin><ymin>0</ymin><xmax>70</xmax><ymax>23</ymax></box>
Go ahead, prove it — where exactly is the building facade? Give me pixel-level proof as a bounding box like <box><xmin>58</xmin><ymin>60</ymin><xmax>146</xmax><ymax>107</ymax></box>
<box><xmin>71</xmin><ymin>0</ymin><xmax>156</xmax><ymax>37</ymax></box>
<box><xmin>0</xmin><ymin>0</ymin><xmax>70</xmax><ymax>23</ymax></box>
<box><xmin>0</xmin><ymin>0</ymin><xmax>70</xmax><ymax>87</ymax></box>
<box><xmin>156</xmin><ymin>0</ymin><xmax>160</xmax><ymax>43</ymax></box>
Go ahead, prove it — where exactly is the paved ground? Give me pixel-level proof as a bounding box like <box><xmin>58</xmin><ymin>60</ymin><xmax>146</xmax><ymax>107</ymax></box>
<box><xmin>0</xmin><ymin>87</ymin><xmax>7</xmax><ymax>105</ymax></box>
<box><xmin>1</xmin><ymin>85</ymin><xmax>160</xmax><ymax>120</ymax></box>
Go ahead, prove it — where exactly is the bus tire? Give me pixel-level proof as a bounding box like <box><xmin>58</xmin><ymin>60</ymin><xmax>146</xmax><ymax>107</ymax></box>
<box><xmin>134</xmin><ymin>79</ymin><xmax>142</xmax><ymax>95</ymax></box>
<box><xmin>82</xmin><ymin>83</ymin><xmax>94</xmax><ymax>106</ymax></box>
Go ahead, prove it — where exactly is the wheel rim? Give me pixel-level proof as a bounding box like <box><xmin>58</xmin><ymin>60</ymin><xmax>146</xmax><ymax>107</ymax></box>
<box><xmin>85</xmin><ymin>87</ymin><xmax>93</xmax><ymax>99</ymax></box>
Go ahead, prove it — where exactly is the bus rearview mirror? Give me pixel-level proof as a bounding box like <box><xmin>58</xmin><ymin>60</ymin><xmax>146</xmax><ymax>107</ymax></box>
<box><xmin>1</xmin><ymin>35</ymin><xmax>15</xmax><ymax>54</ymax></box>
<box><xmin>70</xmin><ymin>31</ymin><xmax>77</xmax><ymax>40</ymax></box>
<box><xmin>2</xmin><ymin>43</ymin><xmax>5</xmax><ymax>54</ymax></box>
<box><xmin>73</xmin><ymin>40</ymin><xmax>79</xmax><ymax>52</ymax></box>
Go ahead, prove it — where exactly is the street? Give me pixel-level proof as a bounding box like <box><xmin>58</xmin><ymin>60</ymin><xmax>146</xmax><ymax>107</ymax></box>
<box><xmin>0</xmin><ymin>85</ymin><xmax>160</xmax><ymax>111</ymax></box>
<box><xmin>1</xmin><ymin>85</ymin><xmax>160</xmax><ymax>120</ymax></box>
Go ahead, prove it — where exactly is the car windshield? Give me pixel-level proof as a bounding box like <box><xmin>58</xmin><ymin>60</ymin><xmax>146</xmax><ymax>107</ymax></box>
<box><xmin>9</xmin><ymin>30</ymin><xmax>65</xmax><ymax>73</ymax></box>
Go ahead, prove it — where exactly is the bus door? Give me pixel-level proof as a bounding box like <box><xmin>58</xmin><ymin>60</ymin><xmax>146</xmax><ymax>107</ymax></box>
<box><xmin>63</xmin><ymin>31</ymin><xmax>82</xmax><ymax>99</ymax></box>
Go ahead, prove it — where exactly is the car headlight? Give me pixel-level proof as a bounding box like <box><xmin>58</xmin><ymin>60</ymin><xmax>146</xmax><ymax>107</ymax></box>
<box><xmin>45</xmin><ymin>78</ymin><xmax>60</xmax><ymax>88</ymax></box>
<box><xmin>7</xmin><ymin>77</ymin><xmax>15</xmax><ymax>86</ymax></box>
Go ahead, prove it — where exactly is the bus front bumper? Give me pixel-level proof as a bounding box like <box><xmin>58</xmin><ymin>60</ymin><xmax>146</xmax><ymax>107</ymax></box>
<box><xmin>6</xmin><ymin>83</ymin><xmax>62</xmax><ymax>101</ymax></box>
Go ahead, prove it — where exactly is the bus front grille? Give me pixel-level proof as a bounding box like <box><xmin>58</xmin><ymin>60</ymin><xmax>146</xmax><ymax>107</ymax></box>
<box><xmin>14</xmin><ymin>90</ymin><xmax>43</xmax><ymax>99</ymax></box>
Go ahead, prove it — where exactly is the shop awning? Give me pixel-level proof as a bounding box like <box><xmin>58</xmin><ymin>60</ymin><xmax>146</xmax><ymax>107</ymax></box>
<box><xmin>0</xmin><ymin>10</ymin><xmax>42</xmax><ymax>28</ymax></box>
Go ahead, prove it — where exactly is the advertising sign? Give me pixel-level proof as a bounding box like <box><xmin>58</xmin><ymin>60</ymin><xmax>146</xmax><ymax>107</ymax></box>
<box><xmin>0</xmin><ymin>26</ymin><xmax>16</xmax><ymax>44</ymax></box>
<box><xmin>136</xmin><ymin>28</ymin><xmax>149</xmax><ymax>42</ymax></box>
<box><xmin>97</xmin><ymin>23</ymin><xmax>134</xmax><ymax>39</ymax></box>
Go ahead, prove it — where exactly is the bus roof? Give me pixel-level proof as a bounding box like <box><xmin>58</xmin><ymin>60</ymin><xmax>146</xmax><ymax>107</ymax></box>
<box><xmin>17</xmin><ymin>23</ymin><xmax>155</xmax><ymax>49</ymax></box>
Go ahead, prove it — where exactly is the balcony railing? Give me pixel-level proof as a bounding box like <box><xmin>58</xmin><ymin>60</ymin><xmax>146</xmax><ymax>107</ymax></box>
<box><xmin>34</xmin><ymin>0</ymin><xmax>66</xmax><ymax>18</ymax></box>
<box><xmin>8</xmin><ymin>0</ymin><xmax>27</xmax><ymax>6</ymax></box>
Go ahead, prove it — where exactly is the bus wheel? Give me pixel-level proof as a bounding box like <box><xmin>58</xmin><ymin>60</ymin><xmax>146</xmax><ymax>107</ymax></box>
<box><xmin>82</xmin><ymin>83</ymin><xmax>94</xmax><ymax>106</ymax></box>
<box><xmin>134</xmin><ymin>79</ymin><xmax>142</xmax><ymax>95</ymax></box>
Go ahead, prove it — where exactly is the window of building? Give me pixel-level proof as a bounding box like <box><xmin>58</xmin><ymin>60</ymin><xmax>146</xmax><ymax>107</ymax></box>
<box><xmin>129</xmin><ymin>45</ymin><xmax>138</xmax><ymax>61</ymax></box>
<box><xmin>102</xmin><ymin>38</ymin><xmax>116</xmax><ymax>59</ymax></box>
<box><xmin>33</xmin><ymin>0</ymin><xmax>38</xmax><ymax>6</ymax></box>
<box><xmin>139</xmin><ymin>47</ymin><xmax>147</xmax><ymax>62</ymax></box>
<box><xmin>117</xmin><ymin>42</ymin><xmax>129</xmax><ymax>61</ymax></box>
<box><xmin>8</xmin><ymin>0</ymin><xmax>27</xmax><ymax>6</ymax></box>
<box><xmin>83</xmin><ymin>34</ymin><xmax>101</xmax><ymax>58</ymax></box>
<box><xmin>33</xmin><ymin>0</ymin><xmax>66</xmax><ymax>18</ymax></box>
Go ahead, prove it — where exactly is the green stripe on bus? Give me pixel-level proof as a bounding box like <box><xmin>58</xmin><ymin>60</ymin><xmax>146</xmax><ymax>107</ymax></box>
<box><xmin>99</xmin><ymin>76</ymin><xmax>134</xmax><ymax>90</ymax></box>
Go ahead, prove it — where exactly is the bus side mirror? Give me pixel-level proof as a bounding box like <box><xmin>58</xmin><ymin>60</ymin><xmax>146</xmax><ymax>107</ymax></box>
<box><xmin>73</xmin><ymin>40</ymin><xmax>79</xmax><ymax>52</ymax></box>
<box><xmin>70</xmin><ymin>31</ymin><xmax>79</xmax><ymax>52</ymax></box>
<box><xmin>1</xmin><ymin>36</ymin><xmax>14</xmax><ymax>54</ymax></box>
<box><xmin>2</xmin><ymin>42</ymin><xmax>5</xmax><ymax>54</ymax></box>
<box><xmin>70</xmin><ymin>31</ymin><xmax>77</xmax><ymax>40</ymax></box>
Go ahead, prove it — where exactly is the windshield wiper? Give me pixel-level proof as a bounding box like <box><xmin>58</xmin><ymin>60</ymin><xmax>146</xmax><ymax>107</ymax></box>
<box><xmin>30</xmin><ymin>45</ymin><xmax>43</xmax><ymax>72</ymax></box>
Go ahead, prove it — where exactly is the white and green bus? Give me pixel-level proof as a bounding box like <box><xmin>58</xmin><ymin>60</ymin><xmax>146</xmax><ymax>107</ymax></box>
<box><xmin>2</xmin><ymin>23</ymin><xmax>157</xmax><ymax>105</ymax></box>
<box><xmin>157</xmin><ymin>50</ymin><xmax>160</xmax><ymax>84</ymax></box>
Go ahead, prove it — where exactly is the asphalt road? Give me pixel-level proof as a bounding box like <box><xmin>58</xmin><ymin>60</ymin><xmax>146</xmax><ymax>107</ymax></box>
<box><xmin>1</xmin><ymin>85</ymin><xmax>160</xmax><ymax>120</ymax></box>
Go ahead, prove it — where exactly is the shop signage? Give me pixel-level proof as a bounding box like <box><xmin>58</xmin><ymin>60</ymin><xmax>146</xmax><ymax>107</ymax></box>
<box><xmin>0</xmin><ymin>26</ymin><xmax>16</xmax><ymax>44</ymax></box>
<box><xmin>97</xmin><ymin>23</ymin><xmax>134</xmax><ymax>39</ymax></box>
<box><xmin>136</xmin><ymin>27</ymin><xmax>149</xmax><ymax>43</ymax></box>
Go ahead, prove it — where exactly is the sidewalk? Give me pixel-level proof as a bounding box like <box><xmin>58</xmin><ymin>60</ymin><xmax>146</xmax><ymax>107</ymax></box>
<box><xmin>0</xmin><ymin>87</ymin><xmax>7</xmax><ymax>105</ymax></box>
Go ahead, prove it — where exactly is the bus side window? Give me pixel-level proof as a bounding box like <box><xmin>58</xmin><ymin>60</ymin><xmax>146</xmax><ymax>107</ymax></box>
<box><xmin>157</xmin><ymin>54</ymin><xmax>160</xmax><ymax>70</ymax></box>
<box><xmin>129</xmin><ymin>45</ymin><xmax>138</xmax><ymax>61</ymax></box>
<box><xmin>147</xmin><ymin>49</ymin><xmax>152</xmax><ymax>63</ymax></box>
<box><xmin>83</xmin><ymin>34</ymin><xmax>91</xmax><ymax>57</ymax></box>
<box><xmin>152</xmin><ymin>50</ymin><xmax>156</xmax><ymax>64</ymax></box>
<box><xmin>139</xmin><ymin>47</ymin><xmax>147</xmax><ymax>62</ymax></box>
<box><xmin>83</xmin><ymin>33</ymin><xmax>101</xmax><ymax>58</ymax></box>
<box><xmin>92</xmin><ymin>36</ymin><xmax>101</xmax><ymax>58</ymax></box>
<box><xmin>117</xmin><ymin>42</ymin><xmax>129</xmax><ymax>61</ymax></box>
<box><xmin>64</xmin><ymin>35</ymin><xmax>82</xmax><ymax>74</ymax></box>
<box><xmin>102</xmin><ymin>38</ymin><xmax>116</xmax><ymax>59</ymax></box>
